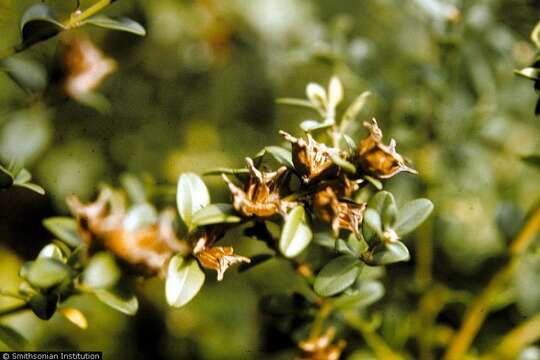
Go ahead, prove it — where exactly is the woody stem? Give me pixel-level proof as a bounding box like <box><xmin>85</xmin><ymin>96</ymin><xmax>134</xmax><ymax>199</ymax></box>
<box><xmin>443</xmin><ymin>207</ymin><xmax>540</xmax><ymax>360</ymax></box>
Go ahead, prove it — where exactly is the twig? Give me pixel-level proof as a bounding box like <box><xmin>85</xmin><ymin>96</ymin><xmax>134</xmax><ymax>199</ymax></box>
<box><xmin>343</xmin><ymin>312</ymin><xmax>404</xmax><ymax>360</ymax></box>
<box><xmin>481</xmin><ymin>313</ymin><xmax>540</xmax><ymax>360</ymax></box>
<box><xmin>443</xmin><ymin>207</ymin><xmax>540</xmax><ymax>360</ymax></box>
<box><xmin>0</xmin><ymin>303</ymin><xmax>28</xmax><ymax>318</ymax></box>
<box><xmin>65</xmin><ymin>0</ymin><xmax>117</xmax><ymax>29</ymax></box>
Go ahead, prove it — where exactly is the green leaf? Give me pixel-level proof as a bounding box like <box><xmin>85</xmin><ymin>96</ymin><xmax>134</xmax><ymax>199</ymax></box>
<box><xmin>264</xmin><ymin>146</ymin><xmax>294</xmax><ymax>169</ymax></box>
<box><xmin>26</xmin><ymin>258</ymin><xmax>71</xmax><ymax>289</ymax></box>
<box><xmin>123</xmin><ymin>203</ymin><xmax>157</xmax><ymax>232</ymax></box>
<box><xmin>37</xmin><ymin>244</ymin><xmax>64</xmax><ymax>261</ymax></box>
<box><xmin>367</xmin><ymin>191</ymin><xmax>397</xmax><ymax>230</ymax></box>
<box><xmin>370</xmin><ymin>241</ymin><xmax>410</xmax><ymax>265</ymax></box>
<box><xmin>42</xmin><ymin>217</ymin><xmax>82</xmax><ymax>248</ymax></box>
<box><xmin>191</xmin><ymin>204</ymin><xmax>242</xmax><ymax>227</ymax></box>
<box><xmin>514</xmin><ymin>67</ymin><xmax>540</xmax><ymax>81</ymax></box>
<box><xmin>300</xmin><ymin>120</ymin><xmax>333</xmax><ymax>132</ymax></box>
<box><xmin>333</xmin><ymin>280</ymin><xmax>384</xmax><ymax>310</ymax></box>
<box><xmin>13</xmin><ymin>168</ymin><xmax>31</xmax><ymax>184</ymax></box>
<box><xmin>18</xmin><ymin>4</ymin><xmax>65</xmax><ymax>51</ymax></box>
<box><xmin>176</xmin><ymin>173</ymin><xmax>210</xmax><ymax>228</ymax></box>
<box><xmin>29</xmin><ymin>293</ymin><xmax>58</xmax><ymax>320</ymax></box>
<box><xmin>313</xmin><ymin>232</ymin><xmax>336</xmax><ymax>249</ymax></box>
<box><xmin>329</xmin><ymin>153</ymin><xmax>356</xmax><ymax>174</ymax></box>
<box><xmin>120</xmin><ymin>173</ymin><xmax>147</xmax><ymax>203</ymax></box>
<box><xmin>238</xmin><ymin>254</ymin><xmax>273</xmax><ymax>273</ymax></box>
<box><xmin>364</xmin><ymin>175</ymin><xmax>383</xmax><ymax>190</ymax></box>
<box><xmin>82</xmin><ymin>15</ymin><xmax>146</xmax><ymax>36</ymax></box>
<box><xmin>166</xmin><ymin>255</ymin><xmax>205</xmax><ymax>308</ymax></box>
<box><xmin>363</xmin><ymin>208</ymin><xmax>382</xmax><ymax>242</ymax></box>
<box><xmin>336</xmin><ymin>238</ymin><xmax>355</xmax><ymax>256</ymax></box>
<box><xmin>276</xmin><ymin>98</ymin><xmax>319</xmax><ymax>110</ymax></box>
<box><xmin>94</xmin><ymin>285</ymin><xmax>138</xmax><ymax>316</ymax></box>
<box><xmin>394</xmin><ymin>199</ymin><xmax>434</xmax><ymax>236</ymax></box>
<box><xmin>0</xmin><ymin>325</ymin><xmax>26</xmax><ymax>350</ymax></box>
<box><xmin>279</xmin><ymin>206</ymin><xmax>313</xmax><ymax>258</ymax></box>
<box><xmin>83</xmin><ymin>252</ymin><xmax>121</xmax><ymax>289</ymax></box>
<box><xmin>15</xmin><ymin>182</ymin><xmax>45</xmax><ymax>195</ymax></box>
<box><xmin>341</xmin><ymin>91</ymin><xmax>371</xmax><ymax>127</ymax></box>
<box><xmin>522</xmin><ymin>155</ymin><xmax>540</xmax><ymax>168</ymax></box>
<box><xmin>314</xmin><ymin>256</ymin><xmax>362</xmax><ymax>297</ymax></box>
<box><xmin>0</xmin><ymin>56</ymin><xmax>47</xmax><ymax>93</ymax></box>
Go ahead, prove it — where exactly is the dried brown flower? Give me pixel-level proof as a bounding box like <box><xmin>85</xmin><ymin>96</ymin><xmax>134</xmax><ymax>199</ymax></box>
<box><xmin>223</xmin><ymin>157</ymin><xmax>287</xmax><ymax>217</ymax></box>
<box><xmin>279</xmin><ymin>131</ymin><xmax>339</xmax><ymax>183</ymax></box>
<box><xmin>191</xmin><ymin>228</ymin><xmax>250</xmax><ymax>281</ymax></box>
<box><xmin>66</xmin><ymin>188</ymin><xmax>185</xmax><ymax>275</ymax></box>
<box><xmin>280</xmin><ymin>131</ymin><xmax>341</xmax><ymax>183</ymax></box>
<box><xmin>313</xmin><ymin>186</ymin><xmax>366</xmax><ymax>235</ymax></box>
<box><xmin>356</xmin><ymin>118</ymin><xmax>417</xmax><ymax>179</ymax></box>
<box><xmin>297</xmin><ymin>327</ymin><xmax>346</xmax><ymax>360</ymax></box>
<box><xmin>61</xmin><ymin>35</ymin><xmax>117</xmax><ymax>98</ymax></box>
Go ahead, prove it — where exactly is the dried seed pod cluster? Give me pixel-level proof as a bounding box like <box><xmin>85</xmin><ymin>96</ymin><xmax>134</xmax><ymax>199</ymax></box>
<box><xmin>3</xmin><ymin>78</ymin><xmax>432</xmax><ymax>359</ymax></box>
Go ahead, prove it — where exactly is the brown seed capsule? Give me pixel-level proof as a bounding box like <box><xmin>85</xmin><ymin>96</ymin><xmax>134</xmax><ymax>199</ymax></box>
<box><xmin>356</xmin><ymin>118</ymin><xmax>417</xmax><ymax>179</ymax></box>
<box><xmin>313</xmin><ymin>185</ymin><xmax>366</xmax><ymax>235</ymax></box>
<box><xmin>280</xmin><ymin>131</ymin><xmax>342</xmax><ymax>183</ymax></box>
<box><xmin>189</xmin><ymin>228</ymin><xmax>250</xmax><ymax>281</ymax></box>
<box><xmin>66</xmin><ymin>188</ymin><xmax>186</xmax><ymax>276</ymax></box>
<box><xmin>297</xmin><ymin>327</ymin><xmax>346</xmax><ymax>360</ymax></box>
<box><xmin>61</xmin><ymin>35</ymin><xmax>117</xmax><ymax>98</ymax></box>
<box><xmin>223</xmin><ymin>157</ymin><xmax>287</xmax><ymax>218</ymax></box>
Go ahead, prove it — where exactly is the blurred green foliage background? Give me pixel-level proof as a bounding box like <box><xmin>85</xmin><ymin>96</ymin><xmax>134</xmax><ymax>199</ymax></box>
<box><xmin>0</xmin><ymin>0</ymin><xmax>540</xmax><ymax>359</ymax></box>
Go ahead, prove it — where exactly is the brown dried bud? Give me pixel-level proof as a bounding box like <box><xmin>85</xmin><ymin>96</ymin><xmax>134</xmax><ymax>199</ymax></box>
<box><xmin>190</xmin><ymin>228</ymin><xmax>250</xmax><ymax>281</ymax></box>
<box><xmin>297</xmin><ymin>327</ymin><xmax>346</xmax><ymax>360</ymax></box>
<box><xmin>66</xmin><ymin>188</ymin><xmax>186</xmax><ymax>276</ymax></box>
<box><xmin>356</xmin><ymin>118</ymin><xmax>417</xmax><ymax>179</ymax></box>
<box><xmin>280</xmin><ymin>131</ymin><xmax>342</xmax><ymax>183</ymax></box>
<box><xmin>61</xmin><ymin>35</ymin><xmax>117</xmax><ymax>98</ymax></box>
<box><xmin>223</xmin><ymin>157</ymin><xmax>287</xmax><ymax>218</ymax></box>
<box><xmin>313</xmin><ymin>186</ymin><xmax>366</xmax><ymax>235</ymax></box>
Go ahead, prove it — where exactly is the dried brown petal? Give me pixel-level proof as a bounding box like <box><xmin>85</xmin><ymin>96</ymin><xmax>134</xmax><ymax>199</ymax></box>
<box><xmin>298</xmin><ymin>327</ymin><xmax>346</xmax><ymax>360</ymax></box>
<box><xmin>313</xmin><ymin>186</ymin><xmax>366</xmax><ymax>235</ymax></box>
<box><xmin>195</xmin><ymin>246</ymin><xmax>250</xmax><ymax>281</ymax></box>
<box><xmin>223</xmin><ymin>157</ymin><xmax>287</xmax><ymax>217</ymax></box>
<box><xmin>280</xmin><ymin>131</ymin><xmax>341</xmax><ymax>183</ymax></box>
<box><xmin>62</xmin><ymin>35</ymin><xmax>117</xmax><ymax>98</ymax></box>
<box><xmin>66</xmin><ymin>189</ymin><xmax>186</xmax><ymax>275</ymax></box>
<box><xmin>356</xmin><ymin>118</ymin><xmax>417</xmax><ymax>179</ymax></box>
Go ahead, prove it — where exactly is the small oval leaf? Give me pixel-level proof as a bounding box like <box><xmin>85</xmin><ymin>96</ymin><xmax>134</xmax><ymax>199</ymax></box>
<box><xmin>19</xmin><ymin>4</ymin><xmax>65</xmax><ymax>51</ymax></box>
<box><xmin>82</xmin><ymin>15</ymin><xmax>146</xmax><ymax>36</ymax></box>
<box><xmin>37</xmin><ymin>244</ymin><xmax>64</xmax><ymax>261</ymax></box>
<box><xmin>176</xmin><ymin>173</ymin><xmax>210</xmax><ymax>228</ymax></box>
<box><xmin>26</xmin><ymin>258</ymin><xmax>71</xmax><ymax>289</ymax></box>
<box><xmin>333</xmin><ymin>280</ymin><xmax>384</xmax><ymax>310</ymax></box>
<box><xmin>394</xmin><ymin>199</ymin><xmax>434</xmax><ymax>236</ymax></box>
<box><xmin>94</xmin><ymin>285</ymin><xmax>138</xmax><ymax>315</ymax></box>
<box><xmin>314</xmin><ymin>255</ymin><xmax>362</xmax><ymax>297</ymax></box>
<box><xmin>279</xmin><ymin>206</ymin><xmax>313</xmax><ymax>258</ymax></box>
<box><xmin>370</xmin><ymin>241</ymin><xmax>410</xmax><ymax>265</ymax></box>
<box><xmin>191</xmin><ymin>204</ymin><xmax>242</xmax><ymax>227</ymax></box>
<box><xmin>264</xmin><ymin>146</ymin><xmax>294</xmax><ymax>169</ymax></box>
<box><xmin>166</xmin><ymin>256</ymin><xmax>205</xmax><ymax>308</ymax></box>
<box><xmin>42</xmin><ymin>217</ymin><xmax>82</xmax><ymax>248</ymax></box>
<box><xmin>83</xmin><ymin>252</ymin><xmax>121</xmax><ymax>289</ymax></box>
